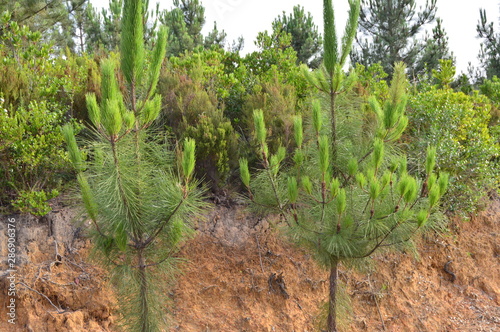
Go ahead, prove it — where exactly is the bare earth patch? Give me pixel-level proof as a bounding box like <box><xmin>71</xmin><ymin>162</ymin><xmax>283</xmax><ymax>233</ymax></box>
<box><xmin>1</xmin><ymin>198</ymin><xmax>499</xmax><ymax>331</ymax></box>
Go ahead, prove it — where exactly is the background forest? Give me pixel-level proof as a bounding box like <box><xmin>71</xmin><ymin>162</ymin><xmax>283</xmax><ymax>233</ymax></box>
<box><xmin>0</xmin><ymin>0</ymin><xmax>499</xmax><ymax>331</ymax></box>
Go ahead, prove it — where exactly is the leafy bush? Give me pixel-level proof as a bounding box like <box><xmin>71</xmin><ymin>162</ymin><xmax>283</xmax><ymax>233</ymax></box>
<box><xmin>0</xmin><ymin>12</ymin><xmax>83</xmax><ymax>214</ymax></box>
<box><xmin>242</xmin><ymin>76</ymin><xmax>302</xmax><ymax>154</ymax></box>
<box><xmin>479</xmin><ymin>75</ymin><xmax>500</xmax><ymax>126</ymax></box>
<box><xmin>0</xmin><ymin>100</ymin><xmax>73</xmax><ymax>214</ymax></box>
<box><xmin>12</xmin><ymin>189</ymin><xmax>59</xmax><ymax>216</ymax></box>
<box><xmin>184</xmin><ymin>110</ymin><xmax>238</xmax><ymax>186</ymax></box>
<box><xmin>158</xmin><ymin>64</ymin><xmax>238</xmax><ymax>190</ymax></box>
<box><xmin>407</xmin><ymin>87</ymin><xmax>500</xmax><ymax>213</ymax></box>
<box><xmin>168</xmin><ymin>48</ymin><xmax>251</xmax><ymax>123</ymax></box>
<box><xmin>353</xmin><ymin>63</ymin><xmax>389</xmax><ymax>100</ymax></box>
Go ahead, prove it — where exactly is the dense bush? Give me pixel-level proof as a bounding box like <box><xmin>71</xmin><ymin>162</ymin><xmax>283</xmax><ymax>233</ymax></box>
<box><xmin>168</xmin><ymin>49</ymin><xmax>251</xmax><ymax>123</ymax></box>
<box><xmin>407</xmin><ymin>86</ymin><xmax>500</xmax><ymax>213</ymax></box>
<box><xmin>158</xmin><ymin>61</ymin><xmax>238</xmax><ymax>190</ymax></box>
<box><xmin>242</xmin><ymin>76</ymin><xmax>302</xmax><ymax>154</ymax></box>
<box><xmin>0</xmin><ymin>12</ymin><xmax>83</xmax><ymax>214</ymax></box>
<box><xmin>479</xmin><ymin>76</ymin><xmax>500</xmax><ymax>126</ymax></box>
<box><xmin>0</xmin><ymin>100</ymin><xmax>73</xmax><ymax>214</ymax></box>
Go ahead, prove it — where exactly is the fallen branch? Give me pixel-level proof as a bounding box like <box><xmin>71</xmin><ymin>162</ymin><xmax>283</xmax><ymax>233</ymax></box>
<box><xmin>255</xmin><ymin>233</ymin><xmax>265</xmax><ymax>274</ymax></box>
<box><xmin>368</xmin><ymin>274</ymin><xmax>386</xmax><ymax>331</ymax></box>
<box><xmin>18</xmin><ymin>282</ymin><xmax>65</xmax><ymax>314</ymax></box>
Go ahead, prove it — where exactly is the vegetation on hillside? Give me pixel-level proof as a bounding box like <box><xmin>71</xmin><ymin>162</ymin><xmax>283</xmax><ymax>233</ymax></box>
<box><xmin>0</xmin><ymin>0</ymin><xmax>499</xmax><ymax>330</ymax></box>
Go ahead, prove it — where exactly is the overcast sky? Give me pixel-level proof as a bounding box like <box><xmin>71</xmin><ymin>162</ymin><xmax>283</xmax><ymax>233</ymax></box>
<box><xmin>90</xmin><ymin>0</ymin><xmax>500</xmax><ymax>74</ymax></box>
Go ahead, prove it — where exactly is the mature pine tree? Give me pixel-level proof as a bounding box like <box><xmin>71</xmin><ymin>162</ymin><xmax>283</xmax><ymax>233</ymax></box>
<box><xmin>477</xmin><ymin>7</ymin><xmax>500</xmax><ymax>79</ymax></box>
<box><xmin>0</xmin><ymin>0</ymin><xmax>87</xmax><ymax>51</ymax></box>
<box><xmin>84</xmin><ymin>0</ymin><xmax>161</xmax><ymax>52</ymax></box>
<box><xmin>415</xmin><ymin>18</ymin><xmax>453</xmax><ymax>78</ymax></box>
<box><xmin>352</xmin><ymin>0</ymin><xmax>450</xmax><ymax>78</ymax></box>
<box><xmin>63</xmin><ymin>0</ymin><xmax>205</xmax><ymax>330</ymax></box>
<box><xmin>272</xmin><ymin>5</ymin><xmax>323</xmax><ymax>68</ymax></box>
<box><xmin>240</xmin><ymin>1</ymin><xmax>448</xmax><ymax>331</ymax></box>
<box><xmin>161</xmin><ymin>0</ymin><xmax>205</xmax><ymax>56</ymax></box>
<box><xmin>204</xmin><ymin>21</ymin><xmax>227</xmax><ymax>49</ymax></box>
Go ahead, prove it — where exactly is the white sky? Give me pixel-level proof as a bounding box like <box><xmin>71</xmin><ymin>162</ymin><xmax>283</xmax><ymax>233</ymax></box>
<box><xmin>90</xmin><ymin>0</ymin><xmax>500</xmax><ymax>74</ymax></box>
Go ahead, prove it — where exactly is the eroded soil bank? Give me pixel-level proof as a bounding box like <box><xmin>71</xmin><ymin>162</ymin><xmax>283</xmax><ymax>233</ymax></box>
<box><xmin>1</xmin><ymin>198</ymin><xmax>499</xmax><ymax>331</ymax></box>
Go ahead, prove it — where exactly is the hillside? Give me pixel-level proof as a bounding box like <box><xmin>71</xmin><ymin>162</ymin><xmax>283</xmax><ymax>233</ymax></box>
<box><xmin>0</xmin><ymin>197</ymin><xmax>499</xmax><ymax>331</ymax></box>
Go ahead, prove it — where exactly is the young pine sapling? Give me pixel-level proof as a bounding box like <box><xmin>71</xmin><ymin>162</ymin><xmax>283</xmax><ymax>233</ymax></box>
<box><xmin>63</xmin><ymin>0</ymin><xmax>205</xmax><ymax>331</ymax></box>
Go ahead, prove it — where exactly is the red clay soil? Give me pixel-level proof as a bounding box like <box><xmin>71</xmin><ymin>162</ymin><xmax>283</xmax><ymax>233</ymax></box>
<box><xmin>1</xmin><ymin>198</ymin><xmax>499</xmax><ymax>331</ymax></box>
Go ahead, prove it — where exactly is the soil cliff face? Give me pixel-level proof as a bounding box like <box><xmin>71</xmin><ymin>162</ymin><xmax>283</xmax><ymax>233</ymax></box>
<box><xmin>0</xmin><ymin>209</ymin><xmax>116</xmax><ymax>332</ymax></box>
<box><xmin>1</xmin><ymin>198</ymin><xmax>499</xmax><ymax>331</ymax></box>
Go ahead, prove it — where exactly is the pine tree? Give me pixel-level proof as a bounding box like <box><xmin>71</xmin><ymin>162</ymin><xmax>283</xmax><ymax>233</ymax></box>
<box><xmin>161</xmin><ymin>0</ymin><xmax>205</xmax><ymax>56</ymax></box>
<box><xmin>204</xmin><ymin>21</ymin><xmax>227</xmax><ymax>49</ymax></box>
<box><xmin>352</xmin><ymin>0</ymin><xmax>450</xmax><ymax>78</ymax></box>
<box><xmin>272</xmin><ymin>5</ymin><xmax>323</xmax><ymax>68</ymax></box>
<box><xmin>304</xmin><ymin>0</ymin><xmax>360</xmax><ymax>165</ymax></box>
<box><xmin>415</xmin><ymin>18</ymin><xmax>453</xmax><ymax>79</ymax></box>
<box><xmin>477</xmin><ymin>7</ymin><xmax>500</xmax><ymax>79</ymax></box>
<box><xmin>63</xmin><ymin>0</ymin><xmax>205</xmax><ymax>330</ymax></box>
<box><xmin>240</xmin><ymin>1</ymin><xmax>448</xmax><ymax>331</ymax></box>
<box><xmin>84</xmin><ymin>0</ymin><xmax>161</xmax><ymax>52</ymax></box>
<box><xmin>0</xmin><ymin>0</ymin><xmax>86</xmax><ymax>52</ymax></box>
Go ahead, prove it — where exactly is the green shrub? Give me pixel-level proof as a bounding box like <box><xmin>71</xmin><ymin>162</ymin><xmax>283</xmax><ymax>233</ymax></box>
<box><xmin>184</xmin><ymin>110</ymin><xmax>238</xmax><ymax>186</ymax></box>
<box><xmin>158</xmin><ymin>65</ymin><xmax>239</xmax><ymax>190</ymax></box>
<box><xmin>353</xmin><ymin>63</ymin><xmax>389</xmax><ymax>100</ymax></box>
<box><xmin>168</xmin><ymin>48</ymin><xmax>250</xmax><ymax>123</ymax></box>
<box><xmin>0</xmin><ymin>13</ymin><xmax>88</xmax><ymax>214</ymax></box>
<box><xmin>479</xmin><ymin>75</ymin><xmax>500</xmax><ymax>126</ymax></box>
<box><xmin>407</xmin><ymin>87</ymin><xmax>500</xmax><ymax>213</ymax></box>
<box><xmin>242</xmin><ymin>75</ymin><xmax>302</xmax><ymax>154</ymax></box>
<box><xmin>12</xmin><ymin>189</ymin><xmax>59</xmax><ymax>216</ymax></box>
<box><xmin>0</xmin><ymin>100</ymin><xmax>73</xmax><ymax>213</ymax></box>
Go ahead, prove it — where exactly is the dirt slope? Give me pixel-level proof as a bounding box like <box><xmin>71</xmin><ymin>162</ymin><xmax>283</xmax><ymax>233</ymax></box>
<box><xmin>170</xmin><ymin>200</ymin><xmax>500</xmax><ymax>332</ymax></box>
<box><xmin>1</xmin><ymin>198</ymin><xmax>499</xmax><ymax>331</ymax></box>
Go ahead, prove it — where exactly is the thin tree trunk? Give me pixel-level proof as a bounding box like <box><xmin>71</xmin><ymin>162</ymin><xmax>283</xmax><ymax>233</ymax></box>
<box><xmin>138</xmin><ymin>248</ymin><xmax>149</xmax><ymax>332</ymax></box>
<box><xmin>330</xmin><ymin>88</ymin><xmax>337</xmax><ymax>163</ymax></box>
<box><xmin>327</xmin><ymin>258</ymin><xmax>339</xmax><ymax>332</ymax></box>
<box><xmin>330</xmin><ymin>87</ymin><xmax>340</xmax><ymax>180</ymax></box>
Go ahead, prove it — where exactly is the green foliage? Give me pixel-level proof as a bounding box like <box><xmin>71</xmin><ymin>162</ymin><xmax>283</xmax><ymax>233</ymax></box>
<box><xmin>0</xmin><ymin>100</ymin><xmax>72</xmax><ymax>213</ymax></box>
<box><xmin>0</xmin><ymin>1</ymin><xmax>82</xmax><ymax>52</ymax></box>
<box><xmin>245</xmin><ymin>29</ymin><xmax>309</xmax><ymax>97</ymax></box>
<box><xmin>352</xmin><ymin>0</ymin><xmax>451</xmax><ymax>78</ymax></box>
<box><xmin>302</xmin><ymin>0</ymin><xmax>360</xmax><ymax>172</ymax></box>
<box><xmin>0</xmin><ymin>14</ymin><xmax>70</xmax><ymax>106</ymax></box>
<box><xmin>12</xmin><ymin>189</ymin><xmax>59</xmax><ymax>216</ymax></box>
<box><xmin>272</xmin><ymin>5</ymin><xmax>323</xmax><ymax>68</ymax></box>
<box><xmin>85</xmin><ymin>0</ymin><xmax>123</xmax><ymax>51</ymax></box>
<box><xmin>243</xmin><ymin>77</ymin><xmax>303</xmax><ymax>153</ymax></box>
<box><xmin>351</xmin><ymin>63</ymin><xmax>389</xmax><ymax>101</ymax></box>
<box><xmin>407</xmin><ymin>83</ymin><xmax>500</xmax><ymax>213</ymax></box>
<box><xmin>161</xmin><ymin>0</ymin><xmax>205</xmax><ymax>56</ymax></box>
<box><xmin>0</xmin><ymin>18</ymin><xmax>88</xmax><ymax>214</ymax></box>
<box><xmin>479</xmin><ymin>76</ymin><xmax>500</xmax><ymax>125</ymax></box>
<box><xmin>323</xmin><ymin>0</ymin><xmax>338</xmax><ymax>75</ymax></box>
<box><xmin>204</xmin><ymin>22</ymin><xmax>227</xmax><ymax>49</ymax></box>
<box><xmin>121</xmin><ymin>0</ymin><xmax>145</xmax><ymax>85</ymax></box>
<box><xmin>241</xmin><ymin>32</ymin><xmax>313</xmax><ymax>162</ymax></box>
<box><xmin>159</xmin><ymin>57</ymin><xmax>239</xmax><ymax>189</ymax></box>
<box><xmin>184</xmin><ymin>112</ymin><xmax>237</xmax><ymax>182</ymax></box>
<box><xmin>65</xmin><ymin>2</ymin><xmax>206</xmax><ymax>331</ymax></box>
<box><xmin>242</xmin><ymin>7</ymin><xmax>446</xmax><ymax>328</ymax></box>
<box><xmin>477</xmin><ymin>8</ymin><xmax>500</xmax><ymax>79</ymax></box>
<box><xmin>84</xmin><ymin>0</ymin><xmax>163</xmax><ymax>52</ymax></box>
<box><xmin>243</xmin><ymin>72</ymin><xmax>447</xmax><ymax>326</ymax></box>
<box><xmin>432</xmin><ymin>59</ymin><xmax>456</xmax><ymax>88</ymax></box>
<box><xmin>167</xmin><ymin>48</ymin><xmax>250</xmax><ymax>122</ymax></box>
